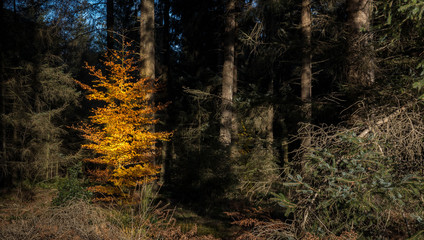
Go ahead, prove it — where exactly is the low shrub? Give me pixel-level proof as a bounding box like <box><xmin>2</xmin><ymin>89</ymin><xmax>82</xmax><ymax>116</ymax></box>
<box><xmin>274</xmin><ymin>129</ymin><xmax>424</xmax><ymax>238</ymax></box>
<box><xmin>52</xmin><ymin>162</ymin><xmax>92</xmax><ymax>206</ymax></box>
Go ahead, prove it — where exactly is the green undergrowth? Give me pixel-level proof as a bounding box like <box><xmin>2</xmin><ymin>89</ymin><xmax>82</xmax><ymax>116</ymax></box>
<box><xmin>274</xmin><ymin>131</ymin><xmax>424</xmax><ymax>238</ymax></box>
<box><xmin>52</xmin><ymin>162</ymin><xmax>92</xmax><ymax>206</ymax></box>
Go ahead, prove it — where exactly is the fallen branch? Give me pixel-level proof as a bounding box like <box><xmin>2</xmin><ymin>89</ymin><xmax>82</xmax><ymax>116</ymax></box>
<box><xmin>358</xmin><ymin>106</ymin><xmax>407</xmax><ymax>138</ymax></box>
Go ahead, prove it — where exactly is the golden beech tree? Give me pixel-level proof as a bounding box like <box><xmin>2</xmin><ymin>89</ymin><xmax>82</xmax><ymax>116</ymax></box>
<box><xmin>75</xmin><ymin>42</ymin><xmax>171</xmax><ymax>202</ymax></box>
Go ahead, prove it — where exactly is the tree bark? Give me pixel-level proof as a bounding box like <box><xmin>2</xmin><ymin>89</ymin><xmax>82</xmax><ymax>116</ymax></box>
<box><xmin>163</xmin><ymin>0</ymin><xmax>171</xmax><ymax>86</ymax></box>
<box><xmin>140</xmin><ymin>0</ymin><xmax>157</xmax><ymax>181</ymax></box>
<box><xmin>300</xmin><ymin>0</ymin><xmax>312</xmax><ymax>162</ymax></box>
<box><xmin>266</xmin><ymin>77</ymin><xmax>274</xmax><ymax>151</ymax></box>
<box><xmin>0</xmin><ymin>0</ymin><xmax>4</xmax><ymax>161</ymax></box>
<box><xmin>0</xmin><ymin>83</ymin><xmax>4</xmax><ymax>165</ymax></box>
<box><xmin>346</xmin><ymin>0</ymin><xmax>374</xmax><ymax>86</ymax></box>
<box><xmin>162</xmin><ymin>0</ymin><xmax>173</xmax><ymax>186</ymax></box>
<box><xmin>301</xmin><ymin>0</ymin><xmax>312</xmax><ymax>119</ymax></box>
<box><xmin>220</xmin><ymin>0</ymin><xmax>236</xmax><ymax>146</ymax></box>
<box><xmin>106</xmin><ymin>0</ymin><xmax>114</xmax><ymax>51</ymax></box>
<box><xmin>140</xmin><ymin>0</ymin><xmax>155</xmax><ymax>79</ymax></box>
<box><xmin>231</xmin><ymin>49</ymin><xmax>239</xmax><ymax>157</ymax></box>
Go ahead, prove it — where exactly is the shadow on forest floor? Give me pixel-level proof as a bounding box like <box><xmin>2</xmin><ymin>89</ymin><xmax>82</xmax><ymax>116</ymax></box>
<box><xmin>172</xmin><ymin>205</ymin><xmax>242</xmax><ymax>239</ymax></box>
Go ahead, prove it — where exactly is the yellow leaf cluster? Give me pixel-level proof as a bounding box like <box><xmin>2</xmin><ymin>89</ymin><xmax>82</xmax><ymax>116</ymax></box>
<box><xmin>76</xmin><ymin>42</ymin><xmax>172</xmax><ymax>201</ymax></box>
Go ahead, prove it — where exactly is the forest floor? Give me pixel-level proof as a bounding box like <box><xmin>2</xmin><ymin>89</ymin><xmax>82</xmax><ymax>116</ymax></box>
<box><xmin>172</xmin><ymin>205</ymin><xmax>242</xmax><ymax>239</ymax></box>
<box><xmin>0</xmin><ymin>186</ymin><xmax>243</xmax><ymax>240</ymax></box>
<box><xmin>0</xmin><ymin>187</ymin><xmax>57</xmax><ymax>228</ymax></box>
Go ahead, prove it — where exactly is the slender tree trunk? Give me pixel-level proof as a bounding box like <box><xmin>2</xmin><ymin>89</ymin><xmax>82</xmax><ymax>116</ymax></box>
<box><xmin>1</xmin><ymin>76</ymin><xmax>4</xmax><ymax>162</ymax></box>
<box><xmin>163</xmin><ymin>0</ymin><xmax>173</xmax><ymax>186</ymax></box>
<box><xmin>0</xmin><ymin>0</ymin><xmax>4</xmax><ymax>161</ymax></box>
<box><xmin>106</xmin><ymin>0</ymin><xmax>114</xmax><ymax>51</ymax></box>
<box><xmin>299</xmin><ymin>3</ymin><xmax>314</xmax><ymax>223</ymax></box>
<box><xmin>220</xmin><ymin>0</ymin><xmax>236</xmax><ymax>146</ymax></box>
<box><xmin>163</xmin><ymin>0</ymin><xmax>171</xmax><ymax>87</ymax></box>
<box><xmin>300</xmin><ymin>0</ymin><xmax>312</xmax><ymax>162</ymax></box>
<box><xmin>231</xmin><ymin>50</ymin><xmax>238</xmax><ymax>157</ymax></box>
<box><xmin>140</xmin><ymin>0</ymin><xmax>155</xmax><ymax>79</ymax></box>
<box><xmin>45</xmin><ymin>112</ymin><xmax>51</xmax><ymax>179</ymax></box>
<box><xmin>266</xmin><ymin>106</ymin><xmax>274</xmax><ymax>149</ymax></box>
<box><xmin>264</xmin><ymin>22</ymin><xmax>277</xmax><ymax>153</ymax></box>
<box><xmin>266</xmin><ymin>77</ymin><xmax>274</xmax><ymax>151</ymax></box>
<box><xmin>140</xmin><ymin>0</ymin><xmax>157</xmax><ymax>180</ymax></box>
<box><xmin>346</xmin><ymin>0</ymin><xmax>374</xmax><ymax>86</ymax></box>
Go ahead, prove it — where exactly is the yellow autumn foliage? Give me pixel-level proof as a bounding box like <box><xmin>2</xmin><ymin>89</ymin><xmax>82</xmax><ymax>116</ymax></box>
<box><xmin>76</xmin><ymin>42</ymin><xmax>171</xmax><ymax>201</ymax></box>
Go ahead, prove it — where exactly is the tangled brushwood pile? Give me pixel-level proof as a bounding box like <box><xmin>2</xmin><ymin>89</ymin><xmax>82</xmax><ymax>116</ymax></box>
<box><xmin>349</xmin><ymin>100</ymin><xmax>424</xmax><ymax>174</ymax></box>
<box><xmin>296</xmin><ymin>99</ymin><xmax>424</xmax><ymax>174</ymax></box>
<box><xmin>269</xmin><ymin>100</ymin><xmax>424</xmax><ymax>238</ymax></box>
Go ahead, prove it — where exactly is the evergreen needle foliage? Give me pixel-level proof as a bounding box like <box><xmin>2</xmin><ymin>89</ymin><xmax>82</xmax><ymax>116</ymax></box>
<box><xmin>53</xmin><ymin>162</ymin><xmax>92</xmax><ymax>206</ymax></box>
<box><xmin>2</xmin><ymin>61</ymin><xmax>80</xmax><ymax>182</ymax></box>
<box><xmin>274</xmin><ymin>130</ymin><xmax>424</xmax><ymax>238</ymax></box>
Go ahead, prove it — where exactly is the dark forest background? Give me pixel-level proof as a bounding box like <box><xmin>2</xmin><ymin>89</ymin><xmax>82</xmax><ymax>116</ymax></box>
<box><xmin>1</xmin><ymin>0</ymin><xmax>424</xmax><ymax>239</ymax></box>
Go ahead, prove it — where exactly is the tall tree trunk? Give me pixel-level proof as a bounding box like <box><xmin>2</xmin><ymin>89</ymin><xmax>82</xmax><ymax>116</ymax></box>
<box><xmin>266</xmin><ymin>105</ymin><xmax>274</xmax><ymax>149</ymax></box>
<box><xmin>106</xmin><ymin>0</ymin><xmax>114</xmax><ymax>51</ymax></box>
<box><xmin>162</xmin><ymin>0</ymin><xmax>173</xmax><ymax>186</ymax></box>
<box><xmin>266</xmin><ymin>77</ymin><xmax>274</xmax><ymax>151</ymax></box>
<box><xmin>231</xmin><ymin>50</ymin><xmax>238</xmax><ymax>157</ymax></box>
<box><xmin>0</xmin><ymin>0</ymin><xmax>4</xmax><ymax>161</ymax></box>
<box><xmin>346</xmin><ymin>0</ymin><xmax>374</xmax><ymax>86</ymax></box>
<box><xmin>220</xmin><ymin>0</ymin><xmax>236</xmax><ymax>146</ymax></box>
<box><xmin>300</xmin><ymin>0</ymin><xmax>312</xmax><ymax>163</ymax></box>
<box><xmin>299</xmin><ymin>1</ymin><xmax>313</xmax><ymax>224</ymax></box>
<box><xmin>140</xmin><ymin>0</ymin><xmax>155</xmax><ymax>79</ymax></box>
<box><xmin>140</xmin><ymin>0</ymin><xmax>156</xmax><ymax>179</ymax></box>
<box><xmin>0</xmin><ymin>83</ymin><xmax>4</xmax><ymax>167</ymax></box>
<box><xmin>162</xmin><ymin>0</ymin><xmax>171</xmax><ymax>85</ymax></box>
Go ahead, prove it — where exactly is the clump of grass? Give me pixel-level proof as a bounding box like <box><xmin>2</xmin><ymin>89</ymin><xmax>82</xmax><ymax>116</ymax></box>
<box><xmin>109</xmin><ymin>183</ymin><xmax>219</xmax><ymax>240</ymax></box>
<box><xmin>0</xmin><ymin>183</ymin><xmax>220</xmax><ymax>240</ymax></box>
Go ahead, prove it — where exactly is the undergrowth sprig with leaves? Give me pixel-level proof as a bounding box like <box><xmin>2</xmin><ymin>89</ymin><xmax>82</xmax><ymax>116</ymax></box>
<box><xmin>274</xmin><ymin>129</ymin><xmax>424</xmax><ymax>238</ymax></box>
